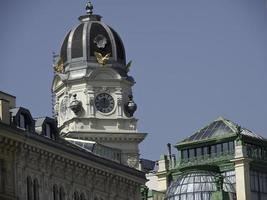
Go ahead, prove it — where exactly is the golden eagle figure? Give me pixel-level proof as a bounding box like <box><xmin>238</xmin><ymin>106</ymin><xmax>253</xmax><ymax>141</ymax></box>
<box><xmin>94</xmin><ymin>52</ymin><xmax>111</xmax><ymax>66</ymax></box>
<box><xmin>54</xmin><ymin>57</ymin><xmax>64</xmax><ymax>73</ymax></box>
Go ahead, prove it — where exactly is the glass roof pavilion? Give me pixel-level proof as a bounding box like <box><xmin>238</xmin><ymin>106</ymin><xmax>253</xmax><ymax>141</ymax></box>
<box><xmin>151</xmin><ymin>117</ymin><xmax>267</xmax><ymax>200</ymax></box>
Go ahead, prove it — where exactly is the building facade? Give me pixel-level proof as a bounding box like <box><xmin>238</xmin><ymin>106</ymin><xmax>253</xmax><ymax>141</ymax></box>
<box><xmin>0</xmin><ymin>92</ymin><xmax>146</xmax><ymax>200</ymax></box>
<box><xmin>0</xmin><ymin>2</ymin><xmax>148</xmax><ymax>199</ymax></box>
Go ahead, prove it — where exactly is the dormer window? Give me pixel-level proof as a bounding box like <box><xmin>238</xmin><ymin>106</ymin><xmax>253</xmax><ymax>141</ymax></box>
<box><xmin>44</xmin><ymin>122</ymin><xmax>56</xmax><ymax>140</ymax></box>
<box><xmin>45</xmin><ymin>123</ymin><xmax>51</xmax><ymax>138</ymax></box>
<box><xmin>34</xmin><ymin>117</ymin><xmax>58</xmax><ymax>139</ymax></box>
<box><xmin>11</xmin><ymin>107</ymin><xmax>34</xmax><ymax>132</ymax></box>
<box><xmin>19</xmin><ymin>114</ymin><xmax>26</xmax><ymax>129</ymax></box>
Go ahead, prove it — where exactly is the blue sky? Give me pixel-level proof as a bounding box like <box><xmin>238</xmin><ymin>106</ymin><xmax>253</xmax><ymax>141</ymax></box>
<box><xmin>1</xmin><ymin>0</ymin><xmax>267</xmax><ymax>160</ymax></box>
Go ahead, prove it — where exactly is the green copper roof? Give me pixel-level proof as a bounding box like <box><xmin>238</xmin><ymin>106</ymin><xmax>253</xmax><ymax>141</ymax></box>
<box><xmin>180</xmin><ymin>117</ymin><xmax>265</xmax><ymax>144</ymax></box>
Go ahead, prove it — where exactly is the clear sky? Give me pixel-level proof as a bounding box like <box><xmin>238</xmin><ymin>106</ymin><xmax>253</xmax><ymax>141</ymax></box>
<box><xmin>1</xmin><ymin>0</ymin><xmax>267</xmax><ymax>160</ymax></box>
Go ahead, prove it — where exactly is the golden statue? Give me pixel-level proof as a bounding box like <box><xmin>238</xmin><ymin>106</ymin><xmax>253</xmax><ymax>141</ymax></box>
<box><xmin>94</xmin><ymin>52</ymin><xmax>111</xmax><ymax>66</ymax></box>
<box><xmin>54</xmin><ymin>58</ymin><xmax>64</xmax><ymax>73</ymax></box>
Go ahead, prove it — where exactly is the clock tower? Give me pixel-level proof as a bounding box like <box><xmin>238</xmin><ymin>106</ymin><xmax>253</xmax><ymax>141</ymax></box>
<box><xmin>52</xmin><ymin>2</ymin><xmax>146</xmax><ymax>168</ymax></box>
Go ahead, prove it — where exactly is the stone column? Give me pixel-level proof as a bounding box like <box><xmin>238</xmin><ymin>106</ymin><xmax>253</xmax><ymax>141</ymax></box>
<box><xmin>231</xmin><ymin>145</ymin><xmax>251</xmax><ymax>200</ymax></box>
<box><xmin>156</xmin><ymin>155</ymin><xmax>169</xmax><ymax>192</ymax></box>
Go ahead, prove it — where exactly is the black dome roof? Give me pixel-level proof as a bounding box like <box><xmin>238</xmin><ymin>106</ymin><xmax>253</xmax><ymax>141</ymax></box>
<box><xmin>59</xmin><ymin>11</ymin><xmax>126</xmax><ymax>70</ymax></box>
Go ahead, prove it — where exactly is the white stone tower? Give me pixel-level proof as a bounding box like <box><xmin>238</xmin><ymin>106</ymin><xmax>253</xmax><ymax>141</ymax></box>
<box><xmin>52</xmin><ymin>2</ymin><xmax>146</xmax><ymax>168</ymax></box>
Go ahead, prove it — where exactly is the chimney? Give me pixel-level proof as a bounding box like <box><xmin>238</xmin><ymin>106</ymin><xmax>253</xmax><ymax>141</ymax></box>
<box><xmin>0</xmin><ymin>91</ymin><xmax>16</xmax><ymax>125</ymax></box>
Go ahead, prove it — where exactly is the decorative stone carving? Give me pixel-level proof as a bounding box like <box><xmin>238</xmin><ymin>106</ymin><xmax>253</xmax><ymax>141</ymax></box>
<box><xmin>69</xmin><ymin>94</ymin><xmax>83</xmax><ymax>115</ymax></box>
<box><xmin>127</xmin><ymin>155</ymin><xmax>139</xmax><ymax>168</ymax></box>
<box><xmin>124</xmin><ymin>95</ymin><xmax>137</xmax><ymax>117</ymax></box>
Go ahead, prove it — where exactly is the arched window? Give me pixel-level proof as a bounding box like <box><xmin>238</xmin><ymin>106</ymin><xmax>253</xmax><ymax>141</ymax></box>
<box><xmin>80</xmin><ymin>193</ymin><xmax>85</xmax><ymax>200</ymax></box>
<box><xmin>27</xmin><ymin>176</ymin><xmax>33</xmax><ymax>200</ymax></box>
<box><xmin>53</xmin><ymin>185</ymin><xmax>59</xmax><ymax>200</ymax></box>
<box><xmin>74</xmin><ymin>191</ymin><xmax>79</xmax><ymax>200</ymax></box>
<box><xmin>59</xmin><ymin>186</ymin><xmax>65</xmax><ymax>200</ymax></box>
<box><xmin>33</xmin><ymin>178</ymin><xmax>39</xmax><ymax>200</ymax></box>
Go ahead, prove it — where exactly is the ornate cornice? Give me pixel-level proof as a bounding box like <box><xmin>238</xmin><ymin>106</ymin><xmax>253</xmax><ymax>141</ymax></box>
<box><xmin>65</xmin><ymin>132</ymin><xmax>147</xmax><ymax>143</ymax></box>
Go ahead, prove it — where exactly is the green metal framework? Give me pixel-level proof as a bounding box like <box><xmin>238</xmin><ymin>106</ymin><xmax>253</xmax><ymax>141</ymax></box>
<box><xmin>163</xmin><ymin>117</ymin><xmax>267</xmax><ymax>200</ymax></box>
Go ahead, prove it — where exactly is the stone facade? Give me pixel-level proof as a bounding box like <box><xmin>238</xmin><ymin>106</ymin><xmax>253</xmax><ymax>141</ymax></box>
<box><xmin>0</xmin><ymin>92</ymin><xmax>146</xmax><ymax>200</ymax></box>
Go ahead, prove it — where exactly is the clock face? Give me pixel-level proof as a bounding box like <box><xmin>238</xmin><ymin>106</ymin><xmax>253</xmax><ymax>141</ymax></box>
<box><xmin>95</xmin><ymin>93</ymin><xmax>115</xmax><ymax>113</ymax></box>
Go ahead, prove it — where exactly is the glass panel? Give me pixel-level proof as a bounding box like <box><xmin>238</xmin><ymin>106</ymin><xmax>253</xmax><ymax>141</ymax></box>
<box><xmin>194</xmin><ymin>193</ymin><xmax>202</xmax><ymax>200</ymax></box>
<box><xmin>188</xmin><ymin>176</ymin><xmax>194</xmax><ymax>183</ymax></box>
<box><xmin>196</xmin><ymin>148</ymin><xmax>202</xmax><ymax>157</ymax></box>
<box><xmin>223</xmin><ymin>142</ymin><xmax>228</xmax><ymax>152</ymax></box>
<box><xmin>203</xmin><ymin>147</ymin><xmax>208</xmax><ymax>156</ymax></box>
<box><xmin>182</xmin><ymin>150</ymin><xmax>188</xmax><ymax>160</ymax></box>
<box><xmin>180</xmin><ymin>194</ymin><xmax>187</xmax><ymax>200</ymax></box>
<box><xmin>216</xmin><ymin>143</ymin><xmax>222</xmax><ymax>154</ymax></box>
<box><xmin>229</xmin><ymin>141</ymin><xmax>234</xmax><ymax>152</ymax></box>
<box><xmin>187</xmin><ymin>193</ymin><xmax>194</xmax><ymax>200</ymax></box>
<box><xmin>20</xmin><ymin>114</ymin><xmax>25</xmax><ymax>128</ymax></box>
<box><xmin>187</xmin><ymin>183</ymin><xmax>194</xmax><ymax>192</ymax></box>
<box><xmin>251</xmin><ymin>192</ymin><xmax>260</xmax><ymax>200</ymax></box>
<box><xmin>184</xmin><ymin>120</ymin><xmax>235</xmax><ymax>142</ymax></box>
<box><xmin>258</xmin><ymin>148</ymin><xmax>262</xmax><ymax>158</ymax></box>
<box><xmin>194</xmin><ymin>182</ymin><xmax>202</xmax><ymax>192</ymax></box>
<box><xmin>189</xmin><ymin>149</ymin><xmax>195</xmax><ymax>158</ymax></box>
<box><xmin>202</xmin><ymin>193</ymin><xmax>211</xmax><ymax>199</ymax></box>
<box><xmin>261</xmin><ymin>193</ymin><xmax>267</xmax><ymax>200</ymax></box>
<box><xmin>210</xmin><ymin>145</ymin><xmax>216</xmax><ymax>157</ymax></box>
<box><xmin>45</xmin><ymin>123</ymin><xmax>51</xmax><ymax>138</ymax></box>
<box><xmin>180</xmin><ymin>184</ymin><xmax>187</xmax><ymax>193</ymax></box>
